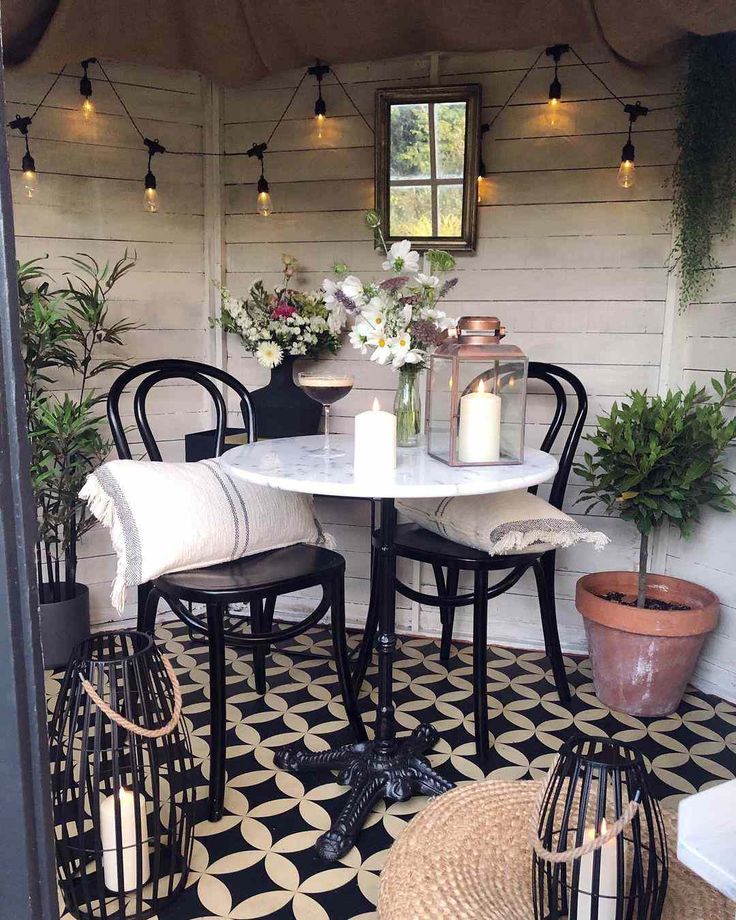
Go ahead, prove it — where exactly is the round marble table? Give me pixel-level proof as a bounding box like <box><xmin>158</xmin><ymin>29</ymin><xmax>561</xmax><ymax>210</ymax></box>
<box><xmin>223</xmin><ymin>434</ymin><xmax>557</xmax><ymax>498</ymax></box>
<box><xmin>222</xmin><ymin>435</ymin><xmax>558</xmax><ymax>860</ymax></box>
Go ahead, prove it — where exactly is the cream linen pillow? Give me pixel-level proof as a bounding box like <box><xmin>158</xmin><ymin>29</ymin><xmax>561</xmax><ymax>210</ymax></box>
<box><xmin>396</xmin><ymin>490</ymin><xmax>608</xmax><ymax>555</ymax></box>
<box><xmin>80</xmin><ymin>458</ymin><xmax>332</xmax><ymax>612</ymax></box>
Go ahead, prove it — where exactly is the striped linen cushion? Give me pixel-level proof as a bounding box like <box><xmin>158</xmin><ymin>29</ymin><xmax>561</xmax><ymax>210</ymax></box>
<box><xmin>80</xmin><ymin>458</ymin><xmax>331</xmax><ymax>612</ymax></box>
<box><xmin>396</xmin><ymin>490</ymin><xmax>608</xmax><ymax>556</ymax></box>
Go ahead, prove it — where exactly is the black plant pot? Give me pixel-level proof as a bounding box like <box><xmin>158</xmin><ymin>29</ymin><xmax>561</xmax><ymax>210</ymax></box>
<box><xmin>250</xmin><ymin>355</ymin><xmax>321</xmax><ymax>439</ymax></box>
<box><xmin>39</xmin><ymin>582</ymin><xmax>90</xmax><ymax>670</ymax></box>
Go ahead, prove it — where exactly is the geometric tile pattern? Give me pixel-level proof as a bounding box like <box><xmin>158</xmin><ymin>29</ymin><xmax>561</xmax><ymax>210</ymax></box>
<box><xmin>46</xmin><ymin>619</ymin><xmax>736</xmax><ymax>920</ymax></box>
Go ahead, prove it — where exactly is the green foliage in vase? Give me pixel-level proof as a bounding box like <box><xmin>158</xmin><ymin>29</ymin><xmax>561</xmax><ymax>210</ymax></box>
<box><xmin>574</xmin><ymin>373</ymin><xmax>736</xmax><ymax>607</ymax></box>
<box><xmin>19</xmin><ymin>252</ymin><xmax>137</xmax><ymax>601</ymax></box>
<box><xmin>670</xmin><ymin>34</ymin><xmax>736</xmax><ymax>310</ymax></box>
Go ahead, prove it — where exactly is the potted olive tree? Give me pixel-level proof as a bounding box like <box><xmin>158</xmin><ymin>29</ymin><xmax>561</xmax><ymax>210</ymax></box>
<box><xmin>19</xmin><ymin>253</ymin><xmax>136</xmax><ymax>667</ymax></box>
<box><xmin>574</xmin><ymin>375</ymin><xmax>736</xmax><ymax>716</ymax></box>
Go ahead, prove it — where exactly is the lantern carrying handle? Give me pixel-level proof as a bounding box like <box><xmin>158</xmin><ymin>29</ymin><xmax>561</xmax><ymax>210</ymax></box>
<box><xmin>80</xmin><ymin>655</ymin><xmax>182</xmax><ymax>738</ymax></box>
<box><xmin>529</xmin><ymin>760</ymin><xmax>641</xmax><ymax>863</ymax></box>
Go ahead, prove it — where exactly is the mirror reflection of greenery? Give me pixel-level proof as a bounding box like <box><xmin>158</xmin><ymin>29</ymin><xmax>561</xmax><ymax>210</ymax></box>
<box><xmin>389</xmin><ymin>100</ymin><xmax>466</xmax><ymax>237</ymax></box>
<box><xmin>435</xmin><ymin>102</ymin><xmax>466</xmax><ymax>178</ymax></box>
<box><xmin>390</xmin><ymin>103</ymin><xmax>431</xmax><ymax>178</ymax></box>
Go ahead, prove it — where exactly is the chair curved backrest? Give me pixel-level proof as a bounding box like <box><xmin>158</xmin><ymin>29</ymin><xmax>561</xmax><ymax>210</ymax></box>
<box><xmin>107</xmin><ymin>359</ymin><xmax>256</xmax><ymax>461</ymax></box>
<box><xmin>526</xmin><ymin>362</ymin><xmax>588</xmax><ymax>510</ymax></box>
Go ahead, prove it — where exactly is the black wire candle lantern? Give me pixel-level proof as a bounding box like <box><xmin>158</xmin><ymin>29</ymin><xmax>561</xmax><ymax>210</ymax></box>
<box><xmin>49</xmin><ymin>631</ymin><xmax>195</xmax><ymax>920</ymax></box>
<box><xmin>531</xmin><ymin>736</ymin><xmax>668</xmax><ymax>920</ymax></box>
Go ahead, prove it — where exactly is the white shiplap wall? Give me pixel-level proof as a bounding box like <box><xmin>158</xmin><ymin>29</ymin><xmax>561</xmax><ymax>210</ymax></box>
<box><xmin>5</xmin><ymin>63</ymin><xmax>209</xmax><ymax>626</ymax></box>
<box><xmin>665</xmin><ymin>236</ymin><xmax>736</xmax><ymax>699</ymax></box>
<box><xmin>222</xmin><ymin>46</ymin><xmax>734</xmax><ymax>701</ymax></box>
<box><xmin>6</xmin><ymin>49</ymin><xmax>734</xmax><ymax>700</ymax></box>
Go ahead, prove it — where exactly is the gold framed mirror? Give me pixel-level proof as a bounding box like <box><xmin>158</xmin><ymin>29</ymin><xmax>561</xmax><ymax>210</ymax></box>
<box><xmin>375</xmin><ymin>84</ymin><xmax>481</xmax><ymax>252</ymax></box>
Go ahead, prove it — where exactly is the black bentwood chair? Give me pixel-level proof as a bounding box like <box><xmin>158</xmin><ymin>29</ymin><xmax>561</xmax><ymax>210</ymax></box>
<box><xmin>353</xmin><ymin>362</ymin><xmax>587</xmax><ymax>765</ymax></box>
<box><xmin>107</xmin><ymin>359</ymin><xmax>366</xmax><ymax>820</ymax></box>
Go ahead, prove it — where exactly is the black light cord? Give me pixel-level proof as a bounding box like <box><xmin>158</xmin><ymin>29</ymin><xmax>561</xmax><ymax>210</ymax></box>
<box><xmin>486</xmin><ymin>48</ymin><xmax>545</xmax><ymax>131</ymax></box>
<box><xmin>94</xmin><ymin>60</ymin><xmax>145</xmax><ymax>141</ymax></box>
<box><xmin>29</xmin><ymin>64</ymin><xmax>68</xmax><ymax>120</ymax></box>
<box><xmin>330</xmin><ymin>67</ymin><xmax>375</xmax><ymax>135</ymax></box>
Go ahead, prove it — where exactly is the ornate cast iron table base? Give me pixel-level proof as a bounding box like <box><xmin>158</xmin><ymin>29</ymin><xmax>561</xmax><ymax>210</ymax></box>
<box><xmin>275</xmin><ymin>723</ymin><xmax>454</xmax><ymax>861</ymax></box>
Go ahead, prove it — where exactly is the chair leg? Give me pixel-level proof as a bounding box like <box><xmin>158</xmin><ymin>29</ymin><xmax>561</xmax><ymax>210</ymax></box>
<box><xmin>136</xmin><ymin>582</ymin><xmax>158</xmax><ymax>634</ymax></box>
<box><xmin>472</xmin><ymin>568</ymin><xmax>491</xmax><ymax>766</ymax></box>
<box><xmin>206</xmin><ymin>602</ymin><xmax>227</xmax><ymax>821</ymax></box>
<box><xmin>330</xmin><ymin>574</ymin><xmax>367</xmax><ymax>743</ymax></box>
<box><xmin>251</xmin><ymin>597</ymin><xmax>268</xmax><ymax>695</ymax></box>
<box><xmin>439</xmin><ymin>565</ymin><xmax>460</xmax><ymax>662</ymax></box>
<box><xmin>352</xmin><ymin>547</ymin><xmax>381</xmax><ymax>694</ymax></box>
<box><xmin>534</xmin><ymin>553</ymin><xmax>571</xmax><ymax>705</ymax></box>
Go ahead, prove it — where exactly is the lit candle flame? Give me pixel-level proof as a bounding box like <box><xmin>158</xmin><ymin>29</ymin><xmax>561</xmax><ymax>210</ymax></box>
<box><xmin>478</xmin><ymin>379</ymin><xmax>485</xmax><ymax>394</ymax></box>
<box><xmin>372</xmin><ymin>397</ymin><xmax>380</xmax><ymax>411</ymax></box>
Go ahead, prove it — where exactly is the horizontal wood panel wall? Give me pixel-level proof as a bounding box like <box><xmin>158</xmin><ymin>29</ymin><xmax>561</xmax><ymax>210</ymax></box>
<box><xmin>667</xmin><ymin>231</ymin><xmax>736</xmax><ymax>700</ymax></box>
<box><xmin>6</xmin><ymin>49</ymin><xmax>734</xmax><ymax>701</ymax></box>
<box><xmin>4</xmin><ymin>63</ymin><xmax>208</xmax><ymax>627</ymax></box>
<box><xmin>220</xmin><ymin>43</ymin><xmax>736</xmax><ymax>702</ymax></box>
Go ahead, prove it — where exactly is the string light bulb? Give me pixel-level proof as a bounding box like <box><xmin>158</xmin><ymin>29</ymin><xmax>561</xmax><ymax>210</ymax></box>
<box><xmin>8</xmin><ymin>115</ymin><xmax>38</xmax><ymax>198</ymax></box>
<box><xmin>80</xmin><ymin>58</ymin><xmax>97</xmax><ymax>120</ymax></box>
<box><xmin>142</xmin><ymin>137</ymin><xmax>165</xmax><ymax>213</ymax></box>
<box><xmin>617</xmin><ymin>102</ymin><xmax>648</xmax><ymax>189</ymax></box>
<box><xmin>308</xmin><ymin>60</ymin><xmax>331</xmax><ymax>140</ymax></box>
<box><xmin>545</xmin><ymin>45</ymin><xmax>569</xmax><ymax>128</ymax></box>
<box><xmin>247</xmin><ymin>142</ymin><xmax>272</xmax><ymax>216</ymax></box>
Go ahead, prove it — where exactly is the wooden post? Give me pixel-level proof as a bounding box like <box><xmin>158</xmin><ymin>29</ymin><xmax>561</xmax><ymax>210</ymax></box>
<box><xmin>0</xmin><ymin>63</ymin><xmax>59</xmax><ymax>920</ymax></box>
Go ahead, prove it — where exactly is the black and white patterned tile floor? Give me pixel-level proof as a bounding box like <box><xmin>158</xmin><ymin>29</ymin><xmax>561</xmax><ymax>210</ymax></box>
<box><xmin>46</xmin><ymin>619</ymin><xmax>736</xmax><ymax>920</ymax></box>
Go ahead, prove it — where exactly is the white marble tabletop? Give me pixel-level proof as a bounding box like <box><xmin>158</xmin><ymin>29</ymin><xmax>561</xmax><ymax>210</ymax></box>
<box><xmin>678</xmin><ymin>778</ymin><xmax>736</xmax><ymax>901</ymax></box>
<box><xmin>221</xmin><ymin>435</ymin><xmax>558</xmax><ymax>499</ymax></box>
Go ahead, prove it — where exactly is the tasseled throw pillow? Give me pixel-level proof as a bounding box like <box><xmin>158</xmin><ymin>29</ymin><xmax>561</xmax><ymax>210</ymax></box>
<box><xmin>80</xmin><ymin>458</ymin><xmax>333</xmax><ymax>612</ymax></box>
<box><xmin>396</xmin><ymin>490</ymin><xmax>608</xmax><ymax>555</ymax></box>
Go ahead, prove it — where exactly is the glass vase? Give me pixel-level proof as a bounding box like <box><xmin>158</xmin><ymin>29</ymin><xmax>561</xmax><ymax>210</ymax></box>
<box><xmin>394</xmin><ymin>365</ymin><xmax>422</xmax><ymax>447</ymax></box>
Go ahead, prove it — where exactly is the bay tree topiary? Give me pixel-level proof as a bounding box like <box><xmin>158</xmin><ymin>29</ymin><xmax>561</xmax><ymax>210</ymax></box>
<box><xmin>574</xmin><ymin>373</ymin><xmax>736</xmax><ymax>608</ymax></box>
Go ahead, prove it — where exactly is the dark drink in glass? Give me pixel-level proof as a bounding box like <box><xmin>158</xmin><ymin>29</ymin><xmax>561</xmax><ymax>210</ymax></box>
<box><xmin>297</xmin><ymin>374</ymin><xmax>354</xmax><ymax>456</ymax></box>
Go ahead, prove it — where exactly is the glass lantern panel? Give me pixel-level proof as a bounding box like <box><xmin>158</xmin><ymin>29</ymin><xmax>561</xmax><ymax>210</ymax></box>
<box><xmin>454</xmin><ymin>357</ymin><xmax>527</xmax><ymax>464</ymax></box>
<box><xmin>427</xmin><ymin>354</ymin><xmax>455</xmax><ymax>464</ymax></box>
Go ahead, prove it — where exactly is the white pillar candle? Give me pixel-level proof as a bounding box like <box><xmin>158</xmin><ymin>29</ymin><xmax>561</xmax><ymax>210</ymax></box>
<box><xmin>457</xmin><ymin>378</ymin><xmax>501</xmax><ymax>463</ymax></box>
<box><xmin>100</xmin><ymin>787</ymin><xmax>150</xmax><ymax>893</ymax></box>
<box><xmin>354</xmin><ymin>398</ymin><xmax>396</xmax><ymax>478</ymax></box>
<box><xmin>576</xmin><ymin>819</ymin><xmax>618</xmax><ymax>920</ymax></box>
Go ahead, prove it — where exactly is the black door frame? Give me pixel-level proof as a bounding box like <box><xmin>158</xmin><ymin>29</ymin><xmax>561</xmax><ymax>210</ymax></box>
<box><xmin>0</xmin><ymin>45</ymin><xmax>59</xmax><ymax>920</ymax></box>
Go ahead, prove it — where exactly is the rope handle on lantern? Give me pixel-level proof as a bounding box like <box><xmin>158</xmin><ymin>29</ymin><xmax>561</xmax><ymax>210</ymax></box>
<box><xmin>529</xmin><ymin>758</ymin><xmax>641</xmax><ymax>864</ymax></box>
<box><xmin>80</xmin><ymin>656</ymin><xmax>182</xmax><ymax>738</ymax></box>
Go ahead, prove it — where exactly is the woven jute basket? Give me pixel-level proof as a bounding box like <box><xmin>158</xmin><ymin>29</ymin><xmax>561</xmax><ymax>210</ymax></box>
<box><xmin>378</xmin><ymin>780</ymin><xmax>734</xmax><ymax>920</ymax></box>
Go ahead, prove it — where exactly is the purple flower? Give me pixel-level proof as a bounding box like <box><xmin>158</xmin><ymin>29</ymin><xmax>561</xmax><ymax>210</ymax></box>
<box><xmin>379</xmin><ymin>276</ymin><xmax>409</xmax><ymax>293</ymax></box>
<box><xmin>411</xmin><ymin>319</ymin><xmax>445</xmax><ymax>347</ymax></box>
<box><xmin>335</xmin><ymin>288</ymin><xmax>360</xmax><ymax>314</ymax></box>
<box><xmin>438</xmin><ymin>277</ymin><xmax>458</xmax><ymax>298</ymax></box>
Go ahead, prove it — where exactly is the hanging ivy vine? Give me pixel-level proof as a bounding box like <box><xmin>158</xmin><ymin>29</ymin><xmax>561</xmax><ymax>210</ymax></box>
<box><xmin>670</xmin><ymin>33</ymin><xmax>736</xmax><ymax>310</ymax></box>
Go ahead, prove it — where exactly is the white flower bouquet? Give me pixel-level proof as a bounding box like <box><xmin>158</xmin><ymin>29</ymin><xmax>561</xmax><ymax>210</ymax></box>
<box><xmin>214</xmin><ymin>254</ymin><xmax>344</xmax><ymax>369</ymax></box>
<box><xmin>322</xmin><ymin>211</ymin><xmax>457</xmax><ymax>371</ymax></box>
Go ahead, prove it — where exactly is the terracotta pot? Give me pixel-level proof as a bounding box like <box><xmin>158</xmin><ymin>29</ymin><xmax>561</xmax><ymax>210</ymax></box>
<box><xmin>576</xmin><ymin>571</ymin><xmax>718</xmax><ymax>717</ymax></box>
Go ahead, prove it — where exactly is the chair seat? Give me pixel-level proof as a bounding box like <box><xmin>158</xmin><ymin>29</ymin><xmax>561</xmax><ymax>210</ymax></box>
<box><xmin>391</xmin><ymin>523</ymin><xmax>545</xmax><ymax>569</ymax></box>
<box><xmin>154</xmin><ymin>543</ymin><xmax>344</xmax><ymax>603</ymax></box>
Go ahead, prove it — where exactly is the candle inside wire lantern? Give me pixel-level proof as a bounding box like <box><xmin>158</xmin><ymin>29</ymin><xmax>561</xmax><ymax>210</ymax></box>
<box><xmin>425</xmin><ymin>316</ymin><xmax>528</xmax><ymax>466</ymax></box>
<box><xmin>49</xmin><ymin>631</ymin><xmax>195</xmax><ymax>920</ymax></box>
<box><xmin>531</xmin><ymin>736</ymin><xmax>668</xmax><ymax>920</ymax></box>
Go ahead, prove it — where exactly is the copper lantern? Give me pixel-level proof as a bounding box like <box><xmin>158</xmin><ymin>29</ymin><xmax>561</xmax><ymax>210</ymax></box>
<box><xmin>426</xmin><ymin>316</ymin><xmax>528</xmax><ymax>466</ymax></box>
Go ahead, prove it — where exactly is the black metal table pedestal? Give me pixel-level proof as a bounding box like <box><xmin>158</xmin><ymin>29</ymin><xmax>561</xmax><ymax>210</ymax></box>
<box><xmin>274</xmin><ymin>498</ymin><xmax>454</xmax><ymax>861</ymax></box>
<box><xmin>275</xmin><ymin>723</ymin><xmax>453</xmax><ymax>859</ymax></box>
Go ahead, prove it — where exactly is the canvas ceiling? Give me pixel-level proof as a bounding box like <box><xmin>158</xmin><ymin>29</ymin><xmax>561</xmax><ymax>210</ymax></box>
<box><xmin>2</xmin><ymin>0</ymin><xmax>736</xmax><ymax>86</ymax></box>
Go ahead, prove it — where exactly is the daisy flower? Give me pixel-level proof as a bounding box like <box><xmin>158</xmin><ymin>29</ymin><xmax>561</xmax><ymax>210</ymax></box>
<box><xmin>416</xmin><ymin>273</ymin><xmax>440</xmax><ymax>289</ymax></box>
<box><xmin>390</xmin><ymin>331</ymin><xmax>412</xmax><ymax>367</ymax></box>
<box><xmin>382</xmin><ymin>239</ymin><xmax>420</xmax><ymax>274</ymax></box>
<box><xmin>256</xmin><ymin>340</ymin><xmax>283</xmax><ymax>369</ymax></box>
<box><xmin>370</xmin><ymin>334</ymin><xmax>393</xmax><ymax>365</ymax></box>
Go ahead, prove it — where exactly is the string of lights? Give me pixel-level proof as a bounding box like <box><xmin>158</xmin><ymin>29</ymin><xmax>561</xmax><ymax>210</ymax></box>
<box><xmin>476</xmin><ymin>42</ymin><xmax>666</xmax><ymax>190</ymax></box>
<box><xmin>10</xmin><ymin>47</ymin><xmax>670</xmax><ymax>212</ymax></box>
